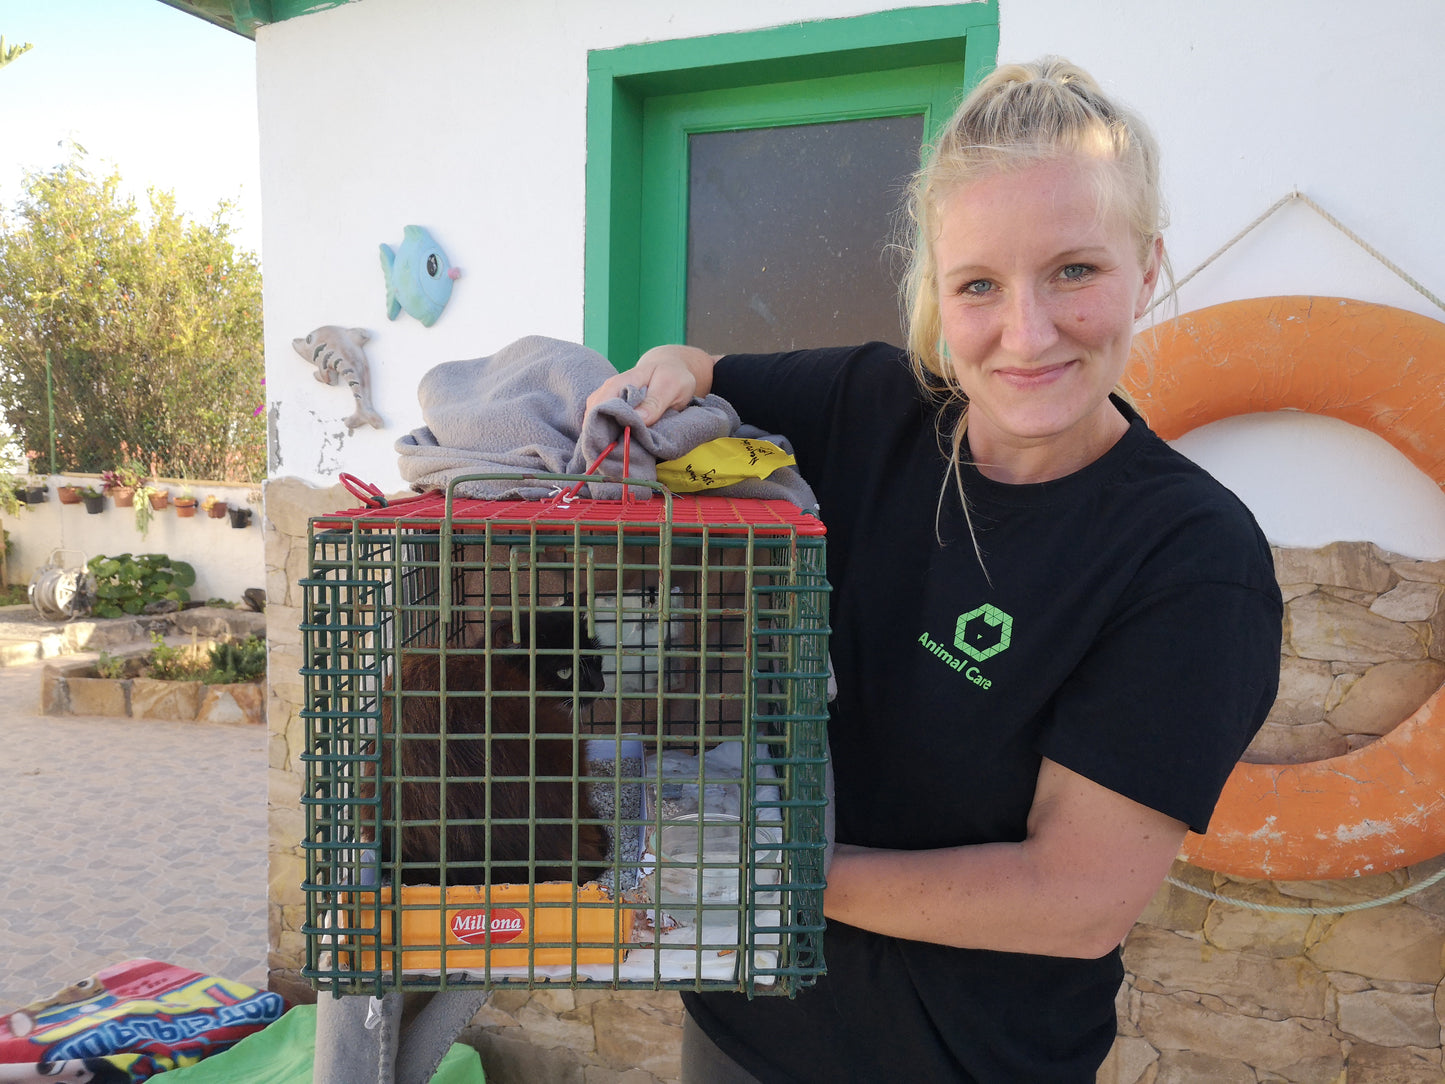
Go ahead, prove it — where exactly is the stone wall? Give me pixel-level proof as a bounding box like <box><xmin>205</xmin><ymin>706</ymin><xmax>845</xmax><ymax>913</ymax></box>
<box><xmin>1100</xmin><ymin>541</ymin><xmax>1445</xmax><ymax>1084</ymax></box>
<box><xmin>263</xmin><ymin>482</ymin><xmax>1445</xmax><ymax>1083</ymax></box>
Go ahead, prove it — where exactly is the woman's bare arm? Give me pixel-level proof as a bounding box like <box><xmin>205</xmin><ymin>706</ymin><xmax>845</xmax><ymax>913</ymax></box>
<box><xmin>823</xmin><ymin>758</ymin><xmax>1188</xmax><ymax>958</ymax></box>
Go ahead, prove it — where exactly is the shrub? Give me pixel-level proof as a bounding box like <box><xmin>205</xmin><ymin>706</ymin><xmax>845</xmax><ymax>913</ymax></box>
<box><xmin>143</xmin><ymin>631</ymin><xmax>266</xmax><ymax>684</ymax></box>
<box><xmin>145</xmin><ymin>631</ymin><xmax>205</xmax><ymax>681</ymax></box>
<box><xmin>87</xmin><ymin>552</ymin><xmax>195</xmax><ymax>618</ymax></box>
<box><xmin>204</xmin><ymin>634</ymin><xmax>267</xmax><ymax>684</ymax></box>
<box><xmin>95</xmin><ymin>651</ymin><xmax>128</xmax><ymax>679</ymax></box>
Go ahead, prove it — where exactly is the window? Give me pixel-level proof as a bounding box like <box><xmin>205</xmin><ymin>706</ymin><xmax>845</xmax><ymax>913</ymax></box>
<box><xmin>585</xmin><ymin>3</ymin><xmax>999</xmax><ymax>366</ymax></box>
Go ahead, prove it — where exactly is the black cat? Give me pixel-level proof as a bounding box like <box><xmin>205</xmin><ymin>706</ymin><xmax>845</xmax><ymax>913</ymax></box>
<box><xmin>373</xmin><ymin>611</ymin><xmax>608</xmax><ymax>886</ymax></box>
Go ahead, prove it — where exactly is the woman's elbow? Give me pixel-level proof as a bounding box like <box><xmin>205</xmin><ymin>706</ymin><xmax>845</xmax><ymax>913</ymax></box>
<box><xmin>1051</xmin><ymin>897</ymin><xmax>1152</xmax><ymax>958</ymax></box>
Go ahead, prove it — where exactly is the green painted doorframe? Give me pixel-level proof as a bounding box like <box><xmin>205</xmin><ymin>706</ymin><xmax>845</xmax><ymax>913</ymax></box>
<box><xmin>584</xmin><ymin>3</ymin><xmax>1000</xmax><ymax>368</ymax></box>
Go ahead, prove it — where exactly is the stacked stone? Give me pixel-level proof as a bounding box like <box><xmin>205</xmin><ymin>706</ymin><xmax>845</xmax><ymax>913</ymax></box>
<box><xmin>1102</xmin><ymin>541</ymin><xmax>1445</xmax><ymax>1084</ymax></box>
<box><xmin>264</xmin><ymin>490</ymin><xmax>1445</xmax><ymax>1084</ymax></box>
<box><xmin>1255</xmin><ymin>542</ymin><xmax>1445</xmax><ymax>765</ymax></box>
<box><xmin>263</xmin><ymin>476</ymin><xmax>354</xmax><ymax>999</ymax></box>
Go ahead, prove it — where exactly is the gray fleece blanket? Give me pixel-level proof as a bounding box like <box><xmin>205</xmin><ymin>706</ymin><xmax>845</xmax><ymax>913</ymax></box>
<box><xmin>395</xmin><ymin>335</ymin><xmax>818</xmax><ymax>511</ymax></box>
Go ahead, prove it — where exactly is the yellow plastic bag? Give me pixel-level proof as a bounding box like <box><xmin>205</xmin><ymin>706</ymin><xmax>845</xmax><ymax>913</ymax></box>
<box><xmin>656</xmin><ymin>437</ymin><xmax>796</xmax><ymax>493</ymax></box>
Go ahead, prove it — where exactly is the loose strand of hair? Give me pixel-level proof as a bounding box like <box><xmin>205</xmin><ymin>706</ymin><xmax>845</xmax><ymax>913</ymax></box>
<box><xmin>930</xmin><ymin>401</ymin><xmax>994</xmax><ymax>587</ymax></box>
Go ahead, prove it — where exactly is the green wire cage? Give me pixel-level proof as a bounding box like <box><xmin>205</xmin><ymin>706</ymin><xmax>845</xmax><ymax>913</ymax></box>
<box><xmin>300</xmin><ymin>477</ymin><xmax>830</xmax><ymax>997</ymax></box>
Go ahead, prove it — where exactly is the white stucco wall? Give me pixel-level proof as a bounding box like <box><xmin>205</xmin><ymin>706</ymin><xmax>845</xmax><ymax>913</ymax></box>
<box><xmin>8</xmin><ymin>478</ymin><xmax>264</xmax><ymax>604</ymax></box>
<box><xmin>256</xmin><ymin>0</ymin><xmax>1445</xmax><ymax>555</ymax></box>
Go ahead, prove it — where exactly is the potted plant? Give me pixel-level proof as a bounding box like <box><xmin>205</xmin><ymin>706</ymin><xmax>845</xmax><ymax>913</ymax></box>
<box><xmin>145</xmin><ymin>485</ymin><xmax>170</xmax><ymax>511</ymax></box>
<box><xmin>57</xmin><ymin>483</ymin><xmax>82</xmax><ymax>505</ymax></box>
<box><xmin>18</xmin><ymin>452</ymin><xmax>47</xmax><ymax>503</ymax></box>
<box><xmin>228</xmin><ymin>505</ymin><xmax>252</xmax><ymax>529</ymax></box>
<box><xmin>80</xmin><ymin>485</ymin><xmax>105</xmax><ymax>514</ymax></box>
<box><xmin>204</xmin><ymin>495</ymin><xmax>228</xmax><ymax>519</ymax></box>
<box><xmin>174</xmin><ymin>487</ymin><xmax>198</xmax><ymax>518</ymax></box>
<box><xmin>102</xmin><ymin>462</ymin><xmax>145</xmax><ymax>507</ymax></box>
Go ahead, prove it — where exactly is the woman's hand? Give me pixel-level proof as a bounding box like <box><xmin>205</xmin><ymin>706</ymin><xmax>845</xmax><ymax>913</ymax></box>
<box><xmin>585</xmin><ymin>344</ymin><xmax>720</xmax><ymax>427</ymax></box>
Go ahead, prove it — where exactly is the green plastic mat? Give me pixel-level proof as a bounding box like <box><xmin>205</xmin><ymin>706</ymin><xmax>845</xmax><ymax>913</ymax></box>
<box><xmin>161</xmin><ymin>1004</ymin><xmax>484</xmax><ymax>1083</ymax></box>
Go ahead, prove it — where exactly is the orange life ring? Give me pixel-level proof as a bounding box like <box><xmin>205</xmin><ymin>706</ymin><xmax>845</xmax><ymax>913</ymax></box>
<box><xmin>1124</xmin><ymin>295</ymin><xmax>1445</xmax><ymax>880</ymax></box>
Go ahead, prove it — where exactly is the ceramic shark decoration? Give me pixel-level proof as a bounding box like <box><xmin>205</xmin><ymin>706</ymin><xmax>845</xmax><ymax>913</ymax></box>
<box><xmin>379</xmin><ymin>225</ymin><xmax>460</xmax><ymax>327</ymax></box>
<box><xmin>292</xmin><ymin>325</ymin><xmax>384</xmax><ymax>432</ymax></box>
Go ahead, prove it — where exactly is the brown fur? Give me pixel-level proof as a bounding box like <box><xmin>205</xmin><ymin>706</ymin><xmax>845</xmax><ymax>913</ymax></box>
<box><xmin>373</xmin><ymin>614</ymin><xmax>608</xmax><ymax>885</ymax></box>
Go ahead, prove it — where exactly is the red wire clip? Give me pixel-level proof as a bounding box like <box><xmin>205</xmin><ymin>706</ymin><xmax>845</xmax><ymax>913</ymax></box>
<box><xmin>554</xmin><ymin>427</ymin><xmax>633</xmax><ymax>504</ymax></box>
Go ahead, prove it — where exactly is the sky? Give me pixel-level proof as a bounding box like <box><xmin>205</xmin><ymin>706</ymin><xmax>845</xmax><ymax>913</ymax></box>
<box><xmin>0</xmin><ymin>0</ymin><xmax>261</xmax><ymax>257</ymax></box>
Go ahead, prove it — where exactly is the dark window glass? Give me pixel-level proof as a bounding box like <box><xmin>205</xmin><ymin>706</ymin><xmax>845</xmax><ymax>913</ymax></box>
<box><xmin>685</xmin><ymin>114</ymin><xmax>923</xmax><ymax>353</ymax></box>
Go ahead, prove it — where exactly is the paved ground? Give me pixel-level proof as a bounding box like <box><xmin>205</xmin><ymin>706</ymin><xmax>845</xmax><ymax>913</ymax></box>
<box><xmin>0</xmin><ymin>608</ymin><xmax>269</xmax><ymax>1013</ymax></box>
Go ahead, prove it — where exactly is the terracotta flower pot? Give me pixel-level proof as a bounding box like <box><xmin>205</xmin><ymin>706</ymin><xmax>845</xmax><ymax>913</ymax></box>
<box><xmin>175</xmin><ymin>499</ymin><xmax>197</xmax><ymax>518</ymax></box>
<box><xmin>148</xmin><ymin>491</ymin><xmax>169</xmax><ymax>510</ymax></box>
<box><xmin>57</xmin><ymin>485</ymin><xmax>81</xmax><ymax>505</ymax></box>
<box><xmin>207</xmin><ymin>500</ymin><xmax>228</xmax><ymax>519</ymax></box>
<box><xmin>111</xmin><ymin>486</ymin><xmax>135</xmax><ymax>507</ymax></box>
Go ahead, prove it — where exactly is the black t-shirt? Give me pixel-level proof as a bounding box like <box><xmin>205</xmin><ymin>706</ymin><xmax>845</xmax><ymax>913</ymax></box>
<box><xmin>683</xmin><ymin>343</ymin><xmax>1282</xmax><ymax>1083</ymax></box>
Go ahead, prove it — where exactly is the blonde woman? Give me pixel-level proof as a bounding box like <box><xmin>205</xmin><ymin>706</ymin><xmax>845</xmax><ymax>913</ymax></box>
<box><xmin>590</xmin><ymin>58</ymin><xmax>1281</xmax><ymax>1083</ymax></box>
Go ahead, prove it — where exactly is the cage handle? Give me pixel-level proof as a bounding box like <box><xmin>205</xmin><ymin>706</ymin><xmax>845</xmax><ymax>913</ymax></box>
<box><xmin>338</xmin><ymin>472</ymin><xmax>442</xmax><ymax>512</ymax></box>
<box><xmin>339</xmin><ymin>472</ymin><xmax>387</xmax><ymax>508</ymax></box>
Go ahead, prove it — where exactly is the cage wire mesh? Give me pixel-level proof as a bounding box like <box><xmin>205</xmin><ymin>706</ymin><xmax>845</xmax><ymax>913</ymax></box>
<box><xmin>300</xmin><ymin>480</ymin><xmax>830</xmax><ymax>997</ymax></box>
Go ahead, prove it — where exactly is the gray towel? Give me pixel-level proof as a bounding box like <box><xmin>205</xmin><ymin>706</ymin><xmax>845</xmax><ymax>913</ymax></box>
<box><xmin>395</xmin><ymin>335</ymin><xmax>818</xmax><ymax>511</ymax></box>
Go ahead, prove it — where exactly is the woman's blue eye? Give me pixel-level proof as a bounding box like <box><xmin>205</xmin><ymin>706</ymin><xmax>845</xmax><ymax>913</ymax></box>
<box><xmin>962</xmin><ymin>280</ymin><xmax>994</xmax><ymax>295</ymax></box>
<box><xmin>1061</xmin><ymin>264</ymin><xmax>1093</xmax><ymax>281</ymax></box>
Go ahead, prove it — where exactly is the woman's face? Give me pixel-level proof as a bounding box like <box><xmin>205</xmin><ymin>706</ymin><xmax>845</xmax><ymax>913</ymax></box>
<box><xmin>934</xmin><ymin>156</ymin><xmax>1160</xmax><ymax>483</ymax></box>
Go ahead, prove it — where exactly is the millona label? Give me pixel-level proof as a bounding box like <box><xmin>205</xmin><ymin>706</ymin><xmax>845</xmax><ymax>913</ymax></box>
<box><xmin>451</xmin><ymin>907</ymin><xmax>527</xmax><ymax>945</ymax></box>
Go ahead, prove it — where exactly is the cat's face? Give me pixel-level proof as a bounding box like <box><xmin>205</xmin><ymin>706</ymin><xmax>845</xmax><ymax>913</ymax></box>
<box><xmin>498</xmin><ymin>611</ymin><xmax>604</xmax><ymax>699</ymax></box>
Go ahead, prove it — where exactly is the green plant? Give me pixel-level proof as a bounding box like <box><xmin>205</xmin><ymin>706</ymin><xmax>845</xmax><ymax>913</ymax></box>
<box><xmin>203</xmin><ymin>634</ymin><xmax>267</xmax><ymax>684</ymax></box>
<box><xmin>0</xmin><ymin>36</ymin><xmax>34</xmax><ymax>72</ymax></box>
<box><xmin>141</xmin><ymin>631</ymin><xmax>266</xmax><ymax>684</ymax></box>
<box><xmin>103</xmin><ymin>462</ymin><xmax>145</xmax><ymax>491</ymax></box>
<box><xmin>132</xmin><ymin>483</ymin><xmax>160</xmax><ymax>537</ymax></box>
<box><xmin>0</xmin><ymin>449</ymin><xmax>24</xmax><ymax>519</ymax></box>
<box><xmin>78</xmin><ymin>485</ymin><xmax>101</xmax><ymax>499</ymax></box>
<box><xmin>86</xmin><ymin>552</ymin><xmax>196</xmax><ymax>617</ymax></box>
<box><xmin>95</xmin><ymin>651</ymin><xmax>128</xmax><ymax>679</ymax></box>
<box><xmin>145</xmin><ymin>630</ymin><xmax>206</xmax><ymax>680</ymax></box>
<box><xmin>204</xmin><ymin>596</ymin><xmax>236</xmax><ymax>608</ymax></box>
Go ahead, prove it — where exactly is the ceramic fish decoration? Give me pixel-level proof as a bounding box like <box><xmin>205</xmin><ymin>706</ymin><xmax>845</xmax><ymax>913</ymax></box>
<box><xmin>292</xmin><ymin>325</ymin><xmax>385</xmax><ymax>432</ymax></box>
<box><xmin>379</xmin><ymin>225</ymin><xmax>460</xmax><ymax>327</ymax></box>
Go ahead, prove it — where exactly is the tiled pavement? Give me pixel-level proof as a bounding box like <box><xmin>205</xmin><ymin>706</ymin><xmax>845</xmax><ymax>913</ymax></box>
<box><xmin>0</xmin><ymin>608</ymin><xmax>269</xmax><ymax>1012</ymax></box>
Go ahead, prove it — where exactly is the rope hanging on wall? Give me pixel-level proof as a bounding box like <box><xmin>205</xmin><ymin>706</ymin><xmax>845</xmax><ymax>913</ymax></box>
<box><xmin>1145</xmin><ymin>189</ymin><xmax>1445</xmax><ymax>319</ymax></box>
<box><xmin>1164</xmin><ymin>862</ymin><xmax>1445</xmax><ymax>915</ymax></box>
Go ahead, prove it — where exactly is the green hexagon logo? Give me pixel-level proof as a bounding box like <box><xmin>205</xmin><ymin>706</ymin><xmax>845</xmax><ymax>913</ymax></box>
<box><xmin>954</xmin><ymin>604</ymin><xmax>1013</xmax><ymax>662</ymax></box>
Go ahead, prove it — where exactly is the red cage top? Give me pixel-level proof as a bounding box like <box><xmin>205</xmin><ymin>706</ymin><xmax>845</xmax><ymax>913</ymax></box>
<box><xmin>313</xmin><ymin>485</ymin><xmax>827</xmax><ymax>538</ymax></box>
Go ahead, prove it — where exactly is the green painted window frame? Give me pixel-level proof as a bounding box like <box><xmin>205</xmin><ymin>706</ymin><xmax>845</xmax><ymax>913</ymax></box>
<box><xmin>584</xmin><ymin>3</ymin><xmax>999</xmax><ymax>368</ymax></box>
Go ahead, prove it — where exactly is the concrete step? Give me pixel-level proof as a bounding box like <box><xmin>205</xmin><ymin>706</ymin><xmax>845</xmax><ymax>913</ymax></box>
<box><xmin>0</xmin><ymin>604</ymin><xmax>266</xmax><ymax>667</ymax></box>
<box><xmin>0</xmin><ymin>632</ymin><xmax>68</xmax><ymax>666</ymax></box>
